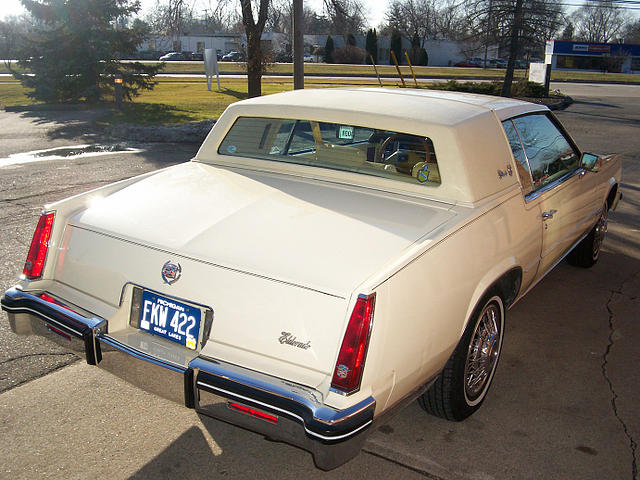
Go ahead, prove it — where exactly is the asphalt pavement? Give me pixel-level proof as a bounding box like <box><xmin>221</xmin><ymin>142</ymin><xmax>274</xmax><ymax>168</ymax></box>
<box><xmin>0</xmin><ymin>83</ymin><xmax>638</xmax><ymax>479</ymax></box>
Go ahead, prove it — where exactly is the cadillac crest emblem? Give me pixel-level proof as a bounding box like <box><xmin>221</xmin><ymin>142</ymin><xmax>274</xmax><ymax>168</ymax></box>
<box><xmin>161</xmin><ymin>261</ymin><xmax>182</xmax><ymax>285</ymax></box>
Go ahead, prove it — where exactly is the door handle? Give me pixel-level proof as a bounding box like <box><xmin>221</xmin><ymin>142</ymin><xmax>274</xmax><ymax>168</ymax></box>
<box><xmin>542</xmin><ymin>209</ymin><xmax>558</xmax><ymax>220</ymax></box>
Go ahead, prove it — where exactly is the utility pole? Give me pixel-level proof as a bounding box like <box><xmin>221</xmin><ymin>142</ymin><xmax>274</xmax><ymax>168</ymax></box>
<box><xmin>293</xmin><ymin>0</ymin><xmax>304</xmax><ymax>89</ymax></box>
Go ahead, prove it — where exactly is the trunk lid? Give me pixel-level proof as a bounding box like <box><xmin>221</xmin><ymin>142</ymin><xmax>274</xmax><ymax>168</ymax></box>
<box><xmin>56</xmin><ymin>162</ymin><xmax>455</xmax><ymax>385</ymax></box>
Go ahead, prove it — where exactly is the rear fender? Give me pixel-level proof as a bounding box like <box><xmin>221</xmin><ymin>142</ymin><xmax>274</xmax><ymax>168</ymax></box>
<box><xmin>461</xmin><ymin>260</ymin><xmax>521</xmax><ymax>336</ymax></box>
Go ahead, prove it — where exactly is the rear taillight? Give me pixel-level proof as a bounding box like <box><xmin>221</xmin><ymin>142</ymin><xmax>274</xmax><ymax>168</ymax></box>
<box><xmin>331</xmin><ymin>293</ymin><xmax>376</xmax><ymax>394</ymax></box>
<box><xmin>23</xmin><ymin>212</ymin><xmax>55</xmax><ymax>280</ymax></box>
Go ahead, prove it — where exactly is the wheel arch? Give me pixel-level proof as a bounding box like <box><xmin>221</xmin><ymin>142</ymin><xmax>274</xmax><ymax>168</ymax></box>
<box><xmin>460</xmin><ymin>262</ymin><xmax>522</xmax><ymax>336</ymax></box>
<box><xmin>606</xmin><ymin>182</ymin><xmax>619</xmax><ymax>210</ymax></box>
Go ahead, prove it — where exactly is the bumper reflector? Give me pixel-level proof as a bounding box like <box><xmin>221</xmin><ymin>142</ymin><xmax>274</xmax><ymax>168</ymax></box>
<box><xmin>228</xmin><ymin>402</ymin><xmax>278</xmax><ymax>423</ymax></box>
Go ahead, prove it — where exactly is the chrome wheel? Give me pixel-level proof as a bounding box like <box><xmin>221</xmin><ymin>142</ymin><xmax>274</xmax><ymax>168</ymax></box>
<box><xmin>464</xmin><ymin>301</ymin><xmax>502</xmax><ymax>405</ymax></box>
<box><xmin>420</xmin><ymin>293</ymin><xmax>505</xmax><ymax>420</ymax></box>
<box><xmin>592</xmin><ymin>207</ymin><xmax>608</xmax><ymax>261</ymax></box>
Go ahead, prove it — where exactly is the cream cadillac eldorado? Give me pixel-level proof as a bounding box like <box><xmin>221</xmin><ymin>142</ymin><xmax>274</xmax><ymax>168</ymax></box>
<box><xmin>2</xmin><ymin>88</ymin><xmax>622</xmax><ymax>469</ymax></box>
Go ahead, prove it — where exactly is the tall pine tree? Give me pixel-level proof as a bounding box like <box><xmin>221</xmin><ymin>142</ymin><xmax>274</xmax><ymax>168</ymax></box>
<box><xmin>365</xmin><ymin>29</ymin><xmax>377</xmax><ymax>65</ymax></box>
<box><xmin>14</xmin><ymin>0</ymin><xmax>161</xmax><ymax>103</ymax></box>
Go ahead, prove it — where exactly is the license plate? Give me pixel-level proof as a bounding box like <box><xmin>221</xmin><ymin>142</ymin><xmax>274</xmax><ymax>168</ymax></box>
<box><xmin>138</xmin><ymin>290</ymin><xmax>201</xmax><ymax>350</ymax></box>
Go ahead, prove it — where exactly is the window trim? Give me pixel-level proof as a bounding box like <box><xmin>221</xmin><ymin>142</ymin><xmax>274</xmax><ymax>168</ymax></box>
<box><xmin>504</xmin><ymin>111</ymin><xmax>582</xmax><ymax>203</ymax></box>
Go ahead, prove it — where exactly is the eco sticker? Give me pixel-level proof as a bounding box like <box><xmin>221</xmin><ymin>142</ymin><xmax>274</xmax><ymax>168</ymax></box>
<box><xmin>417</xmin><ymin>164</ymin><xmax>431</xmax><ymax>183</ymax></box>
<box><xmin>338</xmin><ymin>125</ymin><xmax>354</xmax><ymax>140</ymax></box>
<box><xmin>227</xmin><ymin>145</ymin><xmax>237</xmax><ymax>154</ymax></box>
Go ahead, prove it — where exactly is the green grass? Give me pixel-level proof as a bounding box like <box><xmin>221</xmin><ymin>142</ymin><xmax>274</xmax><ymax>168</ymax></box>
<box><xmin>4</xmin><ymin>59</ymin><xmax>640</xmax><ymax>83</ymax></box>
<box><xmin>137</xmin><ymin>61</ymin><xmax>640</xmax><ymax>83</ymax></box>
<box><xmin>0</xmin><ymin>81</ymin><xmax>40</xmax><ymax>107</ymax></box>
<box><xmin>0</xmin><ymin>67</ymin><xmax>636</xmax><ymax>126</ymax></box>
<box><xmin>104</xmin><ymin>78</ymin><xmax>295</xmax><ymax>124</ymax></box>
<box><xmin>0</xmin><ymin>76</ymin><xmax>408</xmax><ymax>125</ymax></box>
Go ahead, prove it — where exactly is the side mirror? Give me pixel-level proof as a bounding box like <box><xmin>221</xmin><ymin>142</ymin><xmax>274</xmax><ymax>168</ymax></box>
<box><xmin>581</xmin><ymin>152</ymin><xmax>600</xmax><ymax>172</ymax></box>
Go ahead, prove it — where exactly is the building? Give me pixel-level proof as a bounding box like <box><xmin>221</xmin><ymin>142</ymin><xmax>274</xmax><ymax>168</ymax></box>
<box><xmin>139</xmin><ymin>31</ymin><xmax>472</xmax><ymax>67</ymax></box>
<box><xmin>140</xmin><ymin>33</ymin><xmax>244</xmax><ymax>58</ymax></box>
<box><xmin>545</xmin><ymin>40</ymin><xmax>640</xmax><ymax>74</ymax></box>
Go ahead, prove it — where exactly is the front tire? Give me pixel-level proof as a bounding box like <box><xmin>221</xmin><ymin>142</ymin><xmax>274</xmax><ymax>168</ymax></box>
<box><xmin>419</xmin><ymin>293</ymin><xmax>505</xmax><ymax>421</ymax></box>
<box><xmin>567</xmin><ymin>203</ymin><xmax>608</xmax><ymax>268</ymax></box>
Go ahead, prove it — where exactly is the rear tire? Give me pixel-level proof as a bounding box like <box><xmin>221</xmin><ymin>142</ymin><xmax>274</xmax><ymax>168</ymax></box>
<box><xmin>567</xmin><ymin>204</ymin><xmax>608</xmax><ymax>268</ymax></box>
<box><xmin>419</xmin><ymin>293</ymin><xmax>504</xmax><ymax>421</ymax></box>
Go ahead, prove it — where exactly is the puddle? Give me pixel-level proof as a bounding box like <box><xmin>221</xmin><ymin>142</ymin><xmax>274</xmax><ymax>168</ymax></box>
<box><xmin>1</xmin><ymin>144</ymin><xmax>144</xmax><ymax>167</ymax></box>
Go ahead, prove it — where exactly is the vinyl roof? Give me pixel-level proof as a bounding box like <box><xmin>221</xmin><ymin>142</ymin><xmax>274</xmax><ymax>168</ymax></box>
<box><xmin>236</xmin><ymin>87</ymin><xmax>547</xmax><ymax>125</ymax></box>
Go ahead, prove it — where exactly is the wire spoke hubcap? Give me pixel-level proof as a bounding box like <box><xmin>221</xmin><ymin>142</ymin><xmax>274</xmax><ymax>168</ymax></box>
<box><xmin>592</xmin><ymin>207</ymin><xmax>608</xmax><ymax>261</ymax></box>
<box><xmin>465</xmin><ymin>304</ymin><xmax>501</xmax><ymax>401</ymax></box>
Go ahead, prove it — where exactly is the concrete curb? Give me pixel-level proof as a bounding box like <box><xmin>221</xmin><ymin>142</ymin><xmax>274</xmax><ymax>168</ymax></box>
<box><xmin>105</xmin><ymin>119</ymin><xmax>216</xmax><ymax>144</ymax></box>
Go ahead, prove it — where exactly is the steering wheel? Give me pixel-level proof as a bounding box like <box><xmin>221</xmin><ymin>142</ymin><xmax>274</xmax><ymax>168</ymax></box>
<box><xmin>376</xmin><ymin>134</ymin><xmax>431</xmax><ymax>165</ymax></box>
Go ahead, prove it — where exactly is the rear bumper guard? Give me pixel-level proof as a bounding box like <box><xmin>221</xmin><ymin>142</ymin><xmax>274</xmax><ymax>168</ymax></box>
<box><xmin>2</xmin><ymin>286</ymin><xmax>375</xmax><ymax>469</ymax></box>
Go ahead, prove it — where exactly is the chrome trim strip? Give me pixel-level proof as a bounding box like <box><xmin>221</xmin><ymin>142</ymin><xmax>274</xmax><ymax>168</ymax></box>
<box><xmin>196</xmin><ymin>380</ymin><xmax>373</xmax><ymax>442</ymax></box>
<box><xmin>2</xmin><ymin>304</ymin><xmax>85</xmax><ymax>337</ymax></box>
<box><xmin>524</xmin><ymin>168</ymin><xmax>583</xmax><ymax>203</ymax></box>
<box><xmin>2</xmin><ymin>287</ymin><xmax>105</xmax><ymax>332</ymax></box>
<box><xmin>511</xmin><ymin>228</ymin><xmax>591</xmax><ymax>309</ymax></box>
<box><xmin>190</xmin><ymin>356</ymin><xmax>375</xmax><ymax>427</ymax></box>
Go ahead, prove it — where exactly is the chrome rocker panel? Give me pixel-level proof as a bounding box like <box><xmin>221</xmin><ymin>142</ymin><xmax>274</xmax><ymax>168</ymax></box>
<box><xmin>1</xmin><ymin>286</ymin><xmax>375</xmax><ymax>470</ymax></box>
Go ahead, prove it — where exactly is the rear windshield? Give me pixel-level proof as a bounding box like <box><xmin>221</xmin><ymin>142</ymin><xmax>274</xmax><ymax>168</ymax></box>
<box><xmin>218</xmin><ymin>117</ymin><xmax>441</xmax><ymax>186</ymax></box>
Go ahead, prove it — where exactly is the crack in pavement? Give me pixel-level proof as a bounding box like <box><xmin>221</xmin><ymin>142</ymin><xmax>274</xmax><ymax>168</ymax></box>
<box><xmin>0</xmin><ymin>353</ymin><xmax>79</xmax><ymax>394</ymax></box>
<box><xmin>604</xmin><ymin>272</ymin><xmax>639</xmax><ymax>480</ymax></box>
<box><xmin>0</xmin><ymin>351</ymin><xmax>76</xmax><ymax>367</ymax></box>
<box><xmin>362</xmin><ymin>449</ymin><xmax>449</xmax><ymax>480</ymax></box>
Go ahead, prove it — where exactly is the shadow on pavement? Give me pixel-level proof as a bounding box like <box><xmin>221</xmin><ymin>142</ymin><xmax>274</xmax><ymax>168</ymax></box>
<box><xmin>17</xmin><ymin>109</ymin><xmax>111</xmax><ymax>140</ymax></box>
<box><xmin>128</xmin><ymin>426</ymin><xmax>221</xmax><ymax>480</ymax></box>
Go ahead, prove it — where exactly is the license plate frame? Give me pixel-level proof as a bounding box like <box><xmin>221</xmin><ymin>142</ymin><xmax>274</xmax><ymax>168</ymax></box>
<box><xmin>131</xmin><ymin>288</ymin><xmax>207</xmax><ymax>350</ymax></box>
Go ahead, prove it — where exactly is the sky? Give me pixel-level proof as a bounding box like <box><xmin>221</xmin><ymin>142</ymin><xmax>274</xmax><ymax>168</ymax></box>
<box><xmin>2</xmin><ymin>0</ymin><xmax>391</xmax><ymax>28</ymax></box>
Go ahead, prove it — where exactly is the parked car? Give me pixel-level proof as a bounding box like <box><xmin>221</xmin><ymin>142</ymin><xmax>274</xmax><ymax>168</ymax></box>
<box><xmin>488</xmin><ymin>58</ymin><xmax>507</xmax><ymax>68</ymax></box>
<box><xmin>303</xmin><ymin>53</ymin><xmax>315</xmax><ymax>62</ymax></box>
<box><xmin>454</xmin><ymin>60</ymin><xmax>480</xmax><ymax>67</ymax></box>
<box><xmin>158</xmin><ymin>52</ymin><xmax>186</xmax><ymax>61</ymax></box>
<box><xmin>222</xmin><ymin>51</ymin><xmax>244</xmax><ymax>62</ymax></box>
<box><xmin>2</xmin><ymin>88</ymin><xmax>622</xmax><ymax>470</ymax></box>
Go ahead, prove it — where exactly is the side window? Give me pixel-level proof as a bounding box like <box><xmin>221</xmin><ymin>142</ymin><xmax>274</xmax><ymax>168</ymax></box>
<box><xmin>502</xmin><ymin>119</ymin><xmax>534</xmax><ymax>195</ymax></box>
<box><xmin>511</xmin><ymin>114</ymin><xmax>580</xmax><ymax>191</ymax></box>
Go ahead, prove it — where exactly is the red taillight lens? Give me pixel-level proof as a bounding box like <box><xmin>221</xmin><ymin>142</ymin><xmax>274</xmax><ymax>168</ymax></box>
<box><xmin>23</xmin><ymin>212</ymin><xmax>55</xmax><ymax>280</ymax></box>
<box><xmin>331</xmin><ymin>293</ymin><xmax>376</xmax><ymax>394</ymax></box>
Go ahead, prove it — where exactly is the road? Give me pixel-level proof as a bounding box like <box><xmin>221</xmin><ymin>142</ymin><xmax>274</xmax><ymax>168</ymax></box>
<box><xmin>0</xmin><ymin>83</ymin><xmax>638</xmax><ymax>479</ymax></box>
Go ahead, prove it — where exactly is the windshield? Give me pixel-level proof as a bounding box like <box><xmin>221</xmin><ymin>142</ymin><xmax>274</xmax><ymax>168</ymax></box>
<box><xmin>218</xmin><ymin>117</ymin><xmax>441</xmax><ymax>186</ymax></box>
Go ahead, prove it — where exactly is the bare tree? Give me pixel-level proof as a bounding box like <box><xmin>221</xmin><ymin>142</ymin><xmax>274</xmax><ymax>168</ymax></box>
<box><xmin>383</xmin><ymin>0</ymin><xmax>437</xmax><ymax>44</ymax></box>
<box><xmin>0</xmin><ymin>15</ymin><xmax>35</xmax><ymax>64</ymax></box>
<box><xmin>434</xmin><ymin>0</ymin><xmax>467</xmax><ymax>40</ymax></box>
<box><xmin>463</xmin><ymin>0</ymin><xmax>564</xmax><ymax>96</ymax></box>
<box><xmin>572</xmin><ymin>0</ymin><xmax>629</xmax><ymax>43</ymax></box>
<box><xmin>624</xmin><ymin>18</ymin><xmax>640</xmax><ymax>44</ymax></box>
<box><xmin>322</xmin><ymin>0</ymin><xmax>367</xmax><ymax>37</ymax></box>
<box><xmin>147</xmin><ymin>0</ymin><xmax>196</xmax><ymax>40</ymax></box>
<box><xmin>201</xmin><ymin>0</ymin><xmax>241</xmax><ymax>33</ymax></box>
<box><xmin>240</xmin><ymin>0</ymin><xmax>269</xmax><ymax>98</ymax></box>
<box><xmin>381</xmin><ymin>0</ymin><xmax>468</xmax><ymax>41</ymax></box>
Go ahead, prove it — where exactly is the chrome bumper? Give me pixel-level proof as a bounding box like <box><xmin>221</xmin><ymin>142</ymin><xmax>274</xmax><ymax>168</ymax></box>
<box><xmin>1</xmin><ymin>286</ymin><xmax>375</xmax><ymax>470</ymax></box>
